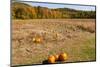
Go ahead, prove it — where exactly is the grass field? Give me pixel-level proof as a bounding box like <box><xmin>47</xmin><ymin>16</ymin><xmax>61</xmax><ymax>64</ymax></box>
<box><xmin>12</xmin><ymin>19</ymin><xmax>96</xmax><ymax>66</ymax></box>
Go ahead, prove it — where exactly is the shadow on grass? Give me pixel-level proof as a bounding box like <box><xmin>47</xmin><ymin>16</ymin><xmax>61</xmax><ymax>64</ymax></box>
<box><xmin>42</xmin><ymin>59</ymin><xmax>64</xmax><ymax>64</ymax></box>
<box><xmin>42</xmin><ymin>60</ymin><xmax>50</xmax><ymax>64</ymax></box>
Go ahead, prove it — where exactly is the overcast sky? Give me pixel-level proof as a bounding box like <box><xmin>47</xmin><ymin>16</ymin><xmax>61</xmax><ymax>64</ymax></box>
<box><xmin>20</xmin><ymin>1</ymin><xmax>95</xmax><ymax>11</ymax></box>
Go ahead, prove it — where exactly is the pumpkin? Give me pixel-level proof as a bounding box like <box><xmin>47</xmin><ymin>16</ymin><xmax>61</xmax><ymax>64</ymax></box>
<box><xmin>54</xmin><ymin>55</ymin><xmax>59</xmax><ymax>61</ymax></box>
<box><xmin>33</xmin><ymin>37</ymin><xmax>42</xmax><ymax>43</ymax></box>
<box><xmin>59</xmin><ymin>52</ymin><xmax>68</xmax><ymax>61</ymax></box>
<box><xmin>33</xmin><ymin>38</ymin><xmax>36</xmax><ymax>42</ymax></box>
<box><xmin>36</xmin><ymin>38</ymin><xmax>41</xmax><ymax>43</ymax></box>
<box><xmin>48</xmin><ymin>55</ymin><xmax>55</xmax><ymax>63</ymax></box>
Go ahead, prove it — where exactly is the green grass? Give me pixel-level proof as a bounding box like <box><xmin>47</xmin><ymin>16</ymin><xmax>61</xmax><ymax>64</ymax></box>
<box><xmin>80</xmin><ymin>36</ymin><xmax>96</xmax><ymax>61</ymax></box>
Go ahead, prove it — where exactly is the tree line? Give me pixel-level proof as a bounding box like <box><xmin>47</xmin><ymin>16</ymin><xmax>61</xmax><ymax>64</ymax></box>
<box><xmin>12</xmin><ymin>2</ymin><xmax>96</xmax><ymax>19</ymax></box>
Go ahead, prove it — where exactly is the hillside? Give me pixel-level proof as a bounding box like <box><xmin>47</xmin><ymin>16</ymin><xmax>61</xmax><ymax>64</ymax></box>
<box><xmin>12</xmin><ymin>2</ymin><xmax>96</xmax><ymax>19</ymax></box>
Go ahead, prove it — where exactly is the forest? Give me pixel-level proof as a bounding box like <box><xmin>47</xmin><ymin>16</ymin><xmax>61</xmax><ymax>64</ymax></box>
<box><xmin>12</xmin><ymin>2</ymin><xmax>96</xmax><ymax>19</ymax></box>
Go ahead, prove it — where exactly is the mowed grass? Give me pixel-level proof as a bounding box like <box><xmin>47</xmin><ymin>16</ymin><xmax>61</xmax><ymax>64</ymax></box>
<box><xmin>12</xmin><ymin>19</ymin><xmax>96</xmax><ymax>66</ymax></box>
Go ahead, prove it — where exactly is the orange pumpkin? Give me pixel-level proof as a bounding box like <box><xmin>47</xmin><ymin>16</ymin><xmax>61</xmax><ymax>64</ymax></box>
<box><xmin>54</xmin><ymin>55</ymin><xmax>59</xmax><ymax>61</ymax></box>
<box><xmin>59</xmin><ymin>53</ymin><xmax>68</xmax><ymax>61</ymax></box>
<box><xmin>33</xmin><ymin>38</ymin><xmax>36</xmax><ymax>42</ymax></box>
<box><xmin>36</xmin><ymin>38</ymin><xmax>41</xmax><ymax>43</ymax></box>
<box><xmin>33</xmin><ymin>37</ymin><xmax>42</xmax><ymax>43</ymax></box>
<box><xmin>48</xmin><ymin>55</ymin><xmax>55</xmax><ymax>63</ymax></box>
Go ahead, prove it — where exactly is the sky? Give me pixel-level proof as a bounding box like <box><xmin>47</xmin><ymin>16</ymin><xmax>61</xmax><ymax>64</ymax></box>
<box><xmin>21</xmin><ymin>1</ymin><xmax>95</xmax><ymax>11</ymax></box>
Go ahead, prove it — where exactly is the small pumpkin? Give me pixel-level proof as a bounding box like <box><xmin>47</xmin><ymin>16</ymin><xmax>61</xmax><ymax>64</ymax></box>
<box><xmin>33</xmin><ymin>37</ymin><xmax>42</xmax><ymax>43</ymax></box>
<box><xmin>36</xmin><ymin>38</ymin><xmax>41</xmax><ymax>43</ymax></box>
<box><xmin>48</xmin><ymin>55</ymin><xmax>56</xmax><ymax>63</ymax></box>
<box><xmin>54</xmin><ymin>55</ymin><xmax>59</xmax><ymax>61</ymax></box>
<box><xmin>59</xmin><ymin>52</ymin><xmax>68</xmax><ymax>61</ymax></box>
<box><xmin>33</xmin><ymin>38</ymin><xmax>36</xmax><ymax>42</ymax></box>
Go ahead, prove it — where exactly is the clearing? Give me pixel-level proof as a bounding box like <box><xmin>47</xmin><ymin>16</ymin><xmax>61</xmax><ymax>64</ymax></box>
<box><xmin>12</xmin><ymin>19</ymin><xmax>96</xmax><ymax>66</ymax></box>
